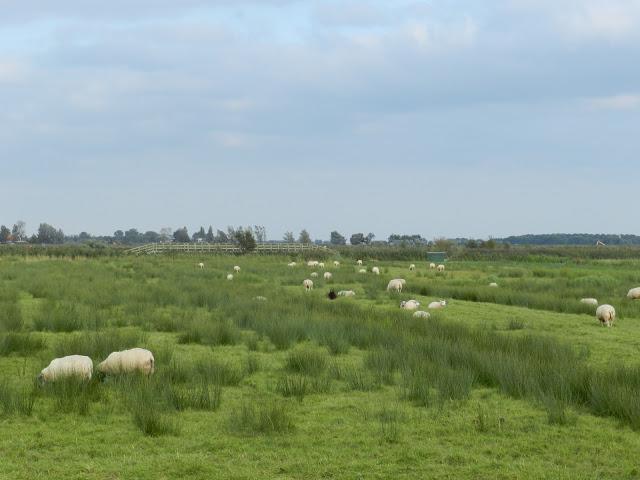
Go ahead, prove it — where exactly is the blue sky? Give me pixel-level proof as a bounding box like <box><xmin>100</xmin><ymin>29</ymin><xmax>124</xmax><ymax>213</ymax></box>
<box><xmin>1</xmin><ymin>0</ymin><xmax>639</xmax><ymax>240</ymax></box>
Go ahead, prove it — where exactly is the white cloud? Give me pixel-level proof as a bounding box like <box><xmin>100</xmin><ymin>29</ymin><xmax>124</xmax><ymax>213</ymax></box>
<box><xmin>587</xmin><ymin>93</ymin><xmax>640</xmax><ymax>110</ymax></box>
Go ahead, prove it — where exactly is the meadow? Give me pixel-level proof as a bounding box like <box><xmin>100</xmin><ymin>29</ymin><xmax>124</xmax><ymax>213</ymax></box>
<box><xmin>1</xmin><ymin>251</ymin><xmax>640</xmax><ymax>479</ymax></box>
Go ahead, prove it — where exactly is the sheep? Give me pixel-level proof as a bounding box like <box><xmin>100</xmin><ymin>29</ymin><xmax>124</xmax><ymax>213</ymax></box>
<box><xmin>323</xmin><ymin>272</ymin><xmax>333</xmax><ymax>280</ymax></box>
<box><xmin>197</xmin><ymin>262</ymin><xmax>204</xmax><ymax>269</ymax></box>
<box><xmin>38</xmin><ymin>355</ymin><xmax>93</xmax><ymax>384</ymax></box>
<box><xmin>387</xmin><ymin>279</ymin><xmax>404</xmax><ymax>292</ymax></box>
<box><xmin>307</xmin><ymin>260</ymin><xmax>319</xmax><ymax>267</ymax></box>
<box><xmin>311</xmin><ymin>272</ymin><xmax>319</xmax><ymax>278</ymax></box>
<box><xmin>627</xmin><ymin>287</ymin><xmax>640</xmax><ymax>300</ymax></box>
<box><xmin>580</xmin><ymin>298</ymin><xmax>598</xmax><ymax>306</ymax></box>
<box><xmin>400</xmin><ymin>300</ymin><xmax>420</xmax><ymax>310</ymax></box>
<box><xmin>234</xmin><ymin>266</ymin><xmax>241</xmax><ymax>273</ymax></box>
<box><xmin>596</xmin><ymin>304</ymin><xmax>616</xmax><ymax>327</ymax></box>
<box><xmin>97</xmin><ymin>348</ymin><xmax>155</xmax><ymax>376</ymax></box>
<box><xmin>254</xmin><ymin>296</ymin><xmax>267</xmax><ymax>301</ymax></box>
<box><xmin>328</xmin><ymin>289</ymin><xmax>337</xmax><ymax>300</ymax></box>
<box><xmin>227</xmin><ymin>274</ymin><xmax>234</xmax><ymax>281</ymax></box>
<box><xmin>359</xmin><ymin>268</ymin><xmax>367</xmax><ymax>274</ymax></box>
<box><xmin>436</xmin><ymin>264</ymin><xmax>445</xmax><ymax>272</ymax></box>
<box><xmin>372</xmin><ymin>266</ymin><xmax>380</xmax><ymax>275</ymax></box>
<box><xmin>429</xmin><ymin>263</ymin><xmax>436</xmax><ymax>269</ymax></box>
<box><xmin>428</xmin><ymin>300</ymin><xmax>447</xmax><ymax>309</ymax></box>
<box><xmin>318</xmin><ymin>262</ymin><xmax>325</xmax><ymax>269</ymax></box>
<box><xmin>338</xmin><ymin>290</ymin><xmax>356</xmax><ymax>297</ymax></box>
<box><xmin>489</xmin><ymin>282</ymin><xmax>498</xmax><ymax>287</ymax></box>
<box><xmin>413</xmin><ymin>310</ymin><xmax>430</xmax><ymax>319</ymax></box>
<box><xmin>303</xmin><ymin>279</ymin><xmax>314</xmax><ymax>291</ymax></box>
<box><xmin>409</xmin><ymin>264</ymin><xmax>416</xmax><ymax>271</ymax></box>
<box><xmin>357</xmin><ymin>260</ymin><xmax>363</xmax><ymax>266</ymax></box>
<box><xmin>334</xmin><ymin>261</ymin><xmax>340</xmax><ymax>267</ymax></box>
<box><xmin>288</xmin><ymin>262</ymin><xmax>297</xmax><ymax>267</ymax></box>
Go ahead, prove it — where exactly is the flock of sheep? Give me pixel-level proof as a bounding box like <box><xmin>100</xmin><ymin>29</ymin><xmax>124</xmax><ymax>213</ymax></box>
<box><xmin>580</xmin><ymin>286</ymin><xmax>640</xmax><ymax>327</ymax></box>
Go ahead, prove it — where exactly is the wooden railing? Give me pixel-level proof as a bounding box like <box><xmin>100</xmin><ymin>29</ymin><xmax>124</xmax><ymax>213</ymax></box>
<box><xmin>125</xmin><ymin>242</ymin><xmax>332</xmax><ymax>255</ymax></box>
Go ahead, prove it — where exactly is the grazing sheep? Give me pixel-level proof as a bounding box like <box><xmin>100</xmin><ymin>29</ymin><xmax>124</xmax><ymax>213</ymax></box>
<box><xmin>288</xmin><ymin>262</ymin><xmax>297</xmax><ymax>267</ymax></box>
<box><xmin>197</xmin><ymin>262</ymin><xmax>204</xmax><ymax>269</ymax></box>
<box><xmin>400</xmin><ymin>300</ymin><xmax>420</xmax><ymax>310</ymax></box>
<box><xmin>323</xmin><ymin>272</ymin><xmax>333</xmax><ymax>280</ymax></box>
<box><xmin>98</xmin><ymin>348</ymin><xmax>155</xmax><ymax>376</ymax></box>
<box><xmin>338</xmin><ymin>290</ymin><xmax>356</xmax><ymax>297</ymax></box>
<box><xmin>372</xmin><ymin>266</ymin><xmax>380</xmax><ymax>275</ymax></box>
<box><xmin>387</xmin><ymin>279</ymin><xmax>405</xmax><ymax>292</ymax></box>
<box><xmin>413</xmin><ymin>310</ymin><xmax>431</xmax><ymax>319</ymax></box>
<box><xmin>627</xmin><ymin>287</ymin><xmax>640</xmax><ymax>300</ymax></box>
<box><xmin>318</xmin><ymin>262</ymin><xmax>325</xmax><ymax>269</ymax></box>
<box><xmin>334</xmin><ymin>261</ymin><xmax>340</xmax><ymax>267</ymax></box>
<box><xmin>489</xmin><ymin>282</ymin><xmax>498</xmax><ymax>287</ymax></box>
<box><xmin>303</xmin><ymin>279</ymin><xmax>314</xmax><ymax>291</ymax></box>
<box><xmin>580</xmin><ymin>298</ymin><xmax>598</xmax><ymax>306</ymax></box>
<box><xmin>428</xmin><ymin>300</ymin><xmax>447</xmax><ymax>309</ymax></box>
<box><xmin>254</xmin><ymin>296</ymin><xmax>267</xmax><ymax>301</ymax></box>
<box><xmin>359</xmin><ymin>268</ymin><xmax>367</xmax><ymax>274</ymax></box>
<box><xmin>311</xmin><ymin>272</ymin><xmax>319</xmax><ymax>278</ymax></box>
<box><xmin>399</xmin><ymin>279</ymin><xmax>407</xmax><ymax>286</ymax></box>
<box><xmin>596</xmin><ymin>304</ymin><xmax>616</xmax><ymax>327</ymax></box>
<box><xmin>226</xmin><ymin>274</ymin><xmax>234</xmax><ymax>281</ymax></box>
<box><xmin>409</xmin><ymin>264</ymin><xmax>416</xmax><ymax>271</ymax></box>
<box><xmin>429</xmin><ymin>263</ymin><xmax>436</xmax><ymax>269</ymax></box>
<box><xmin>38</xmin><ymin>355</ymin><xmax>93</xmax><ymax>384</ymax></box>
<box><xmin>436</xmin><ymin>264</ymin><xmax>445</xmax><ymax>272</ymax></box>
<box><xmin>357</xmin><ymin>260</ymin><xmax>363</xmax><ymax>266</ymax></box>
<box><xmin>328</xmin><ymin>289</ymin><xmax>337</xmax><ymax>300</ymax></box>
<box><xmin>234</xmin><ymin>266</ymin><xmax>241</xmax><ymax>273</ymax></box>
<box><xmin>307</xmin><ymin>260</ymin><xmax>319</xmax><ymax>267</ymax></box>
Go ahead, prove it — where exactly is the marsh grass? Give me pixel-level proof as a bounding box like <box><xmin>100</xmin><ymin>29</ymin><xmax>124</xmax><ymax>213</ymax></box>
<box><xmin>166</xmin><ymin>381</ymin><xmax>222</xmax><ymax>411</ymax></box>
<box><xmin>0</xmin><ymin>301</ymin><xmax>23</xmax><ymax>331</ymax></box>
<box><xmin>54</xmin><ymin>328</ymin><xmax>146</xmax><ymax>360</ymax></box>
<box><xmin>285</xmin><ymin>347</ymin><xmax>328</xmax><ymax>376</ymax></box>
<box><xmin>229</xmin><ymin>399</ymin><xmax>295</xmax><ymax>434</ymax></box>
<box><xmin>0</xmin><ymin>381</ymin><xmax>35</xmax><ymax>416</ymax></box>
<box><xmin>377</xmin><ymin>405</ymin><xmax>404</xmax><ymax>443</ymax></box>
<box><xmin>40</xmin><ymin>377</ymin><xmax>100</xmax><ymax>415</ymax></box>
<box><xmin>0</xmin><ymin>333</ymin><xmax>46</xmax><ymax>356</ymax></box>
<box><xmin>177</xmin><ymin>319</ymin><xmax>240</xmax><ymax>346</ymax></box>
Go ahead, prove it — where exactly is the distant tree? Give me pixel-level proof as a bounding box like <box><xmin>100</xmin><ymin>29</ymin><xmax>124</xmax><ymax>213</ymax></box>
<box><xmin>330</xmin><ymin>231</ymin><xmax>346</xmax><ymax>245</ymax></box>
<box><xmin>124</xmin><ymin>228</ymin><xmax>142</xmax><ymax>244</ymax></box>
<box><xmin>215</xmin><ymin>230</ymin><xmax>229</xmax><ymax>243</ymax></box>
<box><xmin>192</xmin><ymin>226</ymin><xmax>206</xmax><ymax>242</ymax></box>
<box><xmin>350</xmin><ymin>233</ymin><xmax>365</xmax><ymax>245</ymax></box>
<box><xmin>365</xmin><ymin>233</ymin><xmax>375</xmax><ymax>244</ymax></box>
<box><xmin>253</xmin><ymin>225</ymin><xmax>266</xmax><ymax>243</ymax></box>
<box><xmin>159</xmin><ymin>227</ymin><xmax>172</xmax><ymax>243</ymax></box>
<box><xmin>173</xmin><ymin>227</ymin><xmax>190</xmax><ymax>243</ymax></box>
<box><xmin>206</xmin><ymin>226</ymin><xmax>215</xmax><ymax>243</ymax></box>
<box><xmin>11</xmin><ymin>221</ymin><xmax>26</xmax><ymax>241</ymax></box>
<box><xmin>113</xmin><ymin>230</ymin><xmax>125</xmax><ymax>243</ymax></box>
<box><xmin>36</xmin><ymin>223</ymin><xmax>64</xmax><ymax>244</ymax></box>
<box><xmin>234</xmin><ymin>228</ymin><xmax>257</xmax><ymax>253</ymax></box>
<box><xmin>432</xmin><ymin>237</ymin><xmax>453</xmax><ymax>252</ymax></box>
<box><xmin>283</xmin><ymin>231</ymin><xmax>295</xmax><ymax>243</ymax></box>
<box><xmin>465</xmin><ymin>239</ymin><xmax>478</xmax><ymax>249</ymax></box>
<box><xmin>78</xmin><ymin>231</ymin><xmax>92</xmax><ymax>241</ymax></box>
<box><xmin>0</xmin><ymin>225</ymin><xmax>10</xmax><ymax>243</ymax></box>
<box><xmin>298</xmin><ymin>229</ymin><xmax>312</xmax><ymax>244</ymax></box>
<box><xmin>484</xmin><ymin>238</ymin><xmax>497</xmax><ymax>249</ymax></box>
<box><xmin>143</xmin><ymin>231</ymin><xmax>160</xmax><ymax>243</ymax></box>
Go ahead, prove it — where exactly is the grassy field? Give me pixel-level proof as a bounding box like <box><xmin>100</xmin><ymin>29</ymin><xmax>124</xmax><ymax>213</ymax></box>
<box><xmin>1</xmin><ymin>253</ymin><xmax>640</xmax><ymax>479</ymax></box>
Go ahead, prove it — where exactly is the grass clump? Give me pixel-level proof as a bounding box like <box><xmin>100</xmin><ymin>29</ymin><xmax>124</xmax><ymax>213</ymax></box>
<box><xmin>0</xmin><ymin>381</ymin><xmax>35</xmax><ymax>416</ymax></box>
<box><xmin>229</xmin><ymin>399</ymin><xmax>295</xmax><ymax>435</ymax></box>
<box><xmin>177</xmin><ymin>319</ymin><xmax>240</xmax><ymax>346</ymax></box>
<box><xmin>40</xmin><ymin>377</ymin><xmax>99</xmax><ymax>415</ymax></box>
<box><xmin>166</xmin><ymin>381</ymin><xmax>222</xmax><ymax>411</ymax></box>
<box><xmin>0</xmin><ymin>333</ymin><xmax>46</xmax><ymax>356</ymax></box>
<box><xmin>285</xmin><ymin>347</ymin><xmax>328</xmax><ymax>376</ymax></box>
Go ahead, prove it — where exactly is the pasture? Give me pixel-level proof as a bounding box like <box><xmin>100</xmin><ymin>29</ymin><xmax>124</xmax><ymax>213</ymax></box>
<box><xmin>1</xmin><ymin>253</ymin><xmax>640</xmax><ymax>479</ymax></box>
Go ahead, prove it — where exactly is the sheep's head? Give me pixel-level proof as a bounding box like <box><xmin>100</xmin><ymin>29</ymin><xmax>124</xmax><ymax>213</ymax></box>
<box><xmin>328</xmin><ymin>289</ymin><xmax>337</xmax><ymax>300</ymax></box>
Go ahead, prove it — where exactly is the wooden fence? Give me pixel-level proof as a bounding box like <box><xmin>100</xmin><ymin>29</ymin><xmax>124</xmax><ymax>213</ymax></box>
<box><xmin>125</xmin><ymin>242</ymin><xmax>332</xmax><ymax>256</ymax></box>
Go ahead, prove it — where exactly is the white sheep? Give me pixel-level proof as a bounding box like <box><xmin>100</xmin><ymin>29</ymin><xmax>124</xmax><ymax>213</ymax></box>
<box><xmin>333</xmin><ymin>261</ymin><xmax>340</xmax><ymax>267</ymax></box>
<box><xmin>311</xmin><ymin>272</ymin><xmax>319</xmax><ymax>278</ymax></box>
<box><xmin>303</xmin><ymin>279</ymin><xmax>314</xmax><ymax>291</ymax></box>
<box><xmin>400</xmin><ymin>300</ymin><xmax>420</xmax><ymax>310</ymax></box>
<box><xmin>409</xmin><ymin>264</ymin><xmax>416</xmax><ymax>271</ymax></box>
<box><xmin>288</xmin><ymin>262</ymin><xmax>297</xmax><ymax>267</ymax></box>
<box><xmin>98</xmin><ymin>348</ymin><xmax>155</xmax><ymax>376</ymax></box>
<box><xmin>338</xmin><ymin>290</ymin><xmax>356</xmax><ymax>297</ymax></box>
<box><xmin>387</xmin><ymin>279</ymin><xmax>405</xmax><ymax>292</ymax></box>
<box><xmin>627</xmin><ymin>287</ymin><xmax>640</xmax><ymax>300</ymax></box>
<box><xmin>413</xmin><ymin>310</ymin><xmax>430</xmax><ymax>319</ymax></box>
<box><xmin>318</xmin><ymin>262</ymin><xmax>325</xmax><ymax>269</ymax></box>
<box><xmin>489</xmin><ymin>282</ymin><xmax>498</xmax><ymax>287</ymax></box>
<box><xmin>323</xmin><ymin>272</ymin><xmax>332</xmax><ymax>280</ymax></box>
<box><xmin>429</xmin><ymin>263</ymin><xmax>436</xmax><ymax>269</ymax></box>
<box><xmin>428</xmin><ymin>300</ymin><xmax>447</xmax><ymax>309</ymax></box>
<box><xmin>359</xmin><ymin>268</ymin><xmax>367</xmax><ymax>274</ymax></box>
<box><xmin>596</xmin><ymin>304</ymin><xmax>616</xmax><ymax>327</ymax></box>
<box><xmin>227</xmin><ymin>274</ymin><xmax>234</xmax><ymax>281</ymax></box>
<box><xmin>580</xmin><ymin>298</ymin><xmax>598</xmax><ymax>306</ymax></box>
<box><xmin>357</xmin><ymin>260</ymin><xmax>363</xmax><ymax>266</ymax></box>
<box><xmin>372</xmin><ymin>266</ymin><xmax>380</xmax><ymax>275</ymax></box>
<box><xmin>436</xmin><ymin>264</ymin><xmax>445</xmax><ymax>272</ymax></box>
<box><xmin>307</xmin><ymin>260</ymin><xmax>319</xmax><ymax>267</ymax></box>
<box><xmin>234</xmin><ymin>266</ymin><xmax>241</xmax><ymax>273</ymax></box>
<box><xmin>197</xmin><ymin>262</ymin><xmax>204</xmax><ymax>269</ymax></box>
<box><xmin>38</xmin><ymin>355</ymin><xmax>93</xmax><ymax>384</ymax></box>
<box><xmin>254</xmin><ymin>296</ymin><xmax>267</xmax><ymax>301</ymax></box>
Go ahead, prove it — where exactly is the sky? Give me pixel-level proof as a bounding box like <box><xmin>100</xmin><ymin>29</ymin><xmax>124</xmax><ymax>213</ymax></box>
<box><xmin>1</xmin><ymin>0</ymin><xmax>639</xmax><ymax>240</ymax></box>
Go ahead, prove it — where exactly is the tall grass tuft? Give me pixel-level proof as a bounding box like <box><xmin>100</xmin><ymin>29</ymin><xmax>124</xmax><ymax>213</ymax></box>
<box><xmin>0</xmin><ymin>381</ymin><xmax>35</xmax><ymax>416</ymax></box>
<box><xmin>54</xmin><ymin>328</ymin><xmax>145</xmax><ymax>360</ymax></box>
<box><xmin>285</xmin><ymin>347</ymin><xmax>328</xmax><ymax>376</ymax></box>
<box><xmin>0</xmin><ymin>333</ymin><xmax>46</xmax><ymax>356</ymax></box>
<box><xmin>41</xmin><ymin>377</ymin><xmax>99</xmax><ymax>415</ymax></box>
<box><xmin>229</xmin><ymin>399</ymin><xmax>295</xmax><ymax>434</ymax></box>
<box><xmin>166</xmin><ymin>381</ymin><xmax>222</xmax><ymax>411</ymax></box>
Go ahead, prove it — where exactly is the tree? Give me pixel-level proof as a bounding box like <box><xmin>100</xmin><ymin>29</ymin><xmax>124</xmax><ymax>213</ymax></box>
<box><xmin>465</xmin><ymin>239</ymin><xmax>478</xmax><ymax>249</ymax></box>
<box><xmin>234</xmin><ymin>228</ymin><xmax>257</xmax><ymax>253</ymax></box>
<box><xmin>173</xmin><ymin>227</ymin><xmax>190</xmax><ymax>243</ymax></box>
<box><xmin>113</xmin><ymin>230</ymin><xmax>124</xmax><ymax>243</ymax></box>
<box><xmin>124</xmin><ymin>228</ymin><xmax>142</xmax><ymax>244</ymax></box>
<box><xmin>0</xmin><ymin>225</ymin><xmax>10</xmax><ymax>243</ymax></box>
<box><xmin>192</xmin><ymin>226</ymin><xmax>206</xmax><ymax>242</ymax></box>
<box><xmin>253</xmin><ymin>225</ymin><xmax>266</xmax><ymax>243</ymax></box>
<box><xmin>159</xmin><ymin>227</ymin><xmax>172</xmax><ymax>243</ymax></box>
<box><xmin>11</xmin><ymin>221</ymin><xmax>26</xmax><ymax>241</ymax></box>
<box><xmin>350</xmin><ymin>233</ymin><xmax>365</xmax><ymax>245</ymax></box>
<box><xmin>78</xmin><ymin>231</ymin><xmax>92</xmax><ymax>241</ymax></box>
<box><xmin>36</xmin><ymin>223</ymin><xmax>64</xmax><ymax>244</ymax></box>
<box><xmin>215</xmin><ymin>230</ymin><xmax>229</xmax><ymax>243</ymax></box>
<box><xmin>283</xmin><ymin>231</ymin><xmax>295</xmax><ymax>243</ymax></box>
<box><xmin>298</xmin><ymin>229</ymin><xmax>311</xmax><ymax>244</ymax></box>
<box><xmin>329</xmin><ymin>231</ymin><xmax>346</xmax><ymax>245</ymax></box>
<box><xmin>432</xmin><ymin>237</ymin><xmax>453</xmax><ymax>252</ymax></box>
<box><xmin>143</xmin><ymin>231</ymin><xmax>160</xmax><ymax>243</ymax></box>
<box><xmin>365</xmin><ymin>233</ymin><xmax>375</xmax><ymax>244</ymax></box>
<box><xmin>206</xmin><ymin>226</ymin><xmax>215</xmax><ymax>243</ymax></box>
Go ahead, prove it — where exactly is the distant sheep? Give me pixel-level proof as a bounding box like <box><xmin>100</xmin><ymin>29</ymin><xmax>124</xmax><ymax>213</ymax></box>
<box><xmin>338</xmin><ymin>290</ymin><xmax>356</xmax><ymax>297</ymax></box>
<box><xmin>409</xmin><ymin>264</ymin><xmax>416</xmax><ymax>271</ymax></box>
<box><xmin>234</xmin><ymin>266</ymin><xmax>241</xmax><ymax>273</ymax></box>
<box><xmin>400</xmin><ymin>300</ymin><xmax>420</xmax><ymax>310</ymax></box>
<box><xmin>303</xmin><ymin>279</ymin><xmax>314</xmax><ymax>291</ymax></box>
<box><xmin>372</xmin><ymin>266</ymin><xmax>380</xmax><ymax>275</ymax></box>
<box><xmin>429</xmin><ymin>263</ymin><xmax>436</xmax><ymax>269</ymax></box>
<box><xmin>38</xmin><ymin>355</ymin><xmax>93</xmax><ymax>384</ymax></box>
<box><xmin>227</xmin><ymin>274</ymin><xmax>234</xmax><ymax>281</ymax></box>
<box><xmin>627</xmin><ymin>287</ymin><xmax>640</xmax><ymax>300</ymax></box>
<box><xmin>489</xmin><ymin>282</ymin><xmax>498</xmax><ymax>287</ymax></box>
<box><xmin>323</xmin><ymin>272</ymin><xmax>333</xmax><ymax>280</ymax></box>
<box><xmin>98</xmin><ymin>348</ymin><xmax>155</xmax><ymax>376</ymax></box>
<box><xmin>288</xmin><ymin>262</ymin><xmax>297</xmax><ymax>267</ymax></box>
<box><xmin>436</xmin><ymin>264</ymin><xmax>445</xmax><ymax>272</ymax></box>
<box><xmin>357</xmin><ymin>260</ymin><xmax>363</xmax><ymax>266</ymax></box>
<box><xmin>307</xmin><ymin>260</ymin><xmax>319</xmax><ymax>267</ymax></box>
<box><xmin>596</xmin><ymin>304</ymin><xmax>616</xmax><ymax>327</ymax></box>
<box><xmin>413</xmin><ymin>310</ymin><xmax>430</xmax><ymax>319</ymax></box>
<box><xmin>359</xmin><ymin>268</ymin><xmax>367</xmax><ymax>274</ymax></box>
<box><xmin>318</xmin><ymin>262</ymin><xmax>325</xmax><ymax>269</ymax></box>
<box><xmin>580</xmin><ymin>298</ymin><xmax>598</xmax><ymax>306</ymax></box>
<box><xmin>428</xmin><ymin>300</ymin><xmax>447</xmax><ymax>309</ymax></box>
<box><xmin>254</xmin><ymin>296</ymin><xmax>267</xmax><ymax>301</ymax></box>
<box><xmin>311</xmin><ymin>272</ymin><xmax>319</xmax><ymax>278</ymax></box>
<box><xmin>387</xmin><ymin>279</ymin><xmax>405</xmax><ymax>292</ymax></box>
<box><xmin>197</xmin><ymin>262</ymin><xmax>204</xmax><ymax>269</ymax></box>
<box><xmin>334</xmin><ymin>261</ymin><xmax>340</xmax><ymax>267</ymax></box>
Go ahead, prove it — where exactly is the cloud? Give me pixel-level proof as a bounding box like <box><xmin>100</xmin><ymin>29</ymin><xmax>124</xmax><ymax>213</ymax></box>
<box><xmin>587</xmin><ymin>93</ymin><xmax>640</xmax><ymax>110</ymax></box>
<box><xmin>0</xmin><ymin>60</ymin><xmax>28</xmax><ymax>83</ymax></box>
